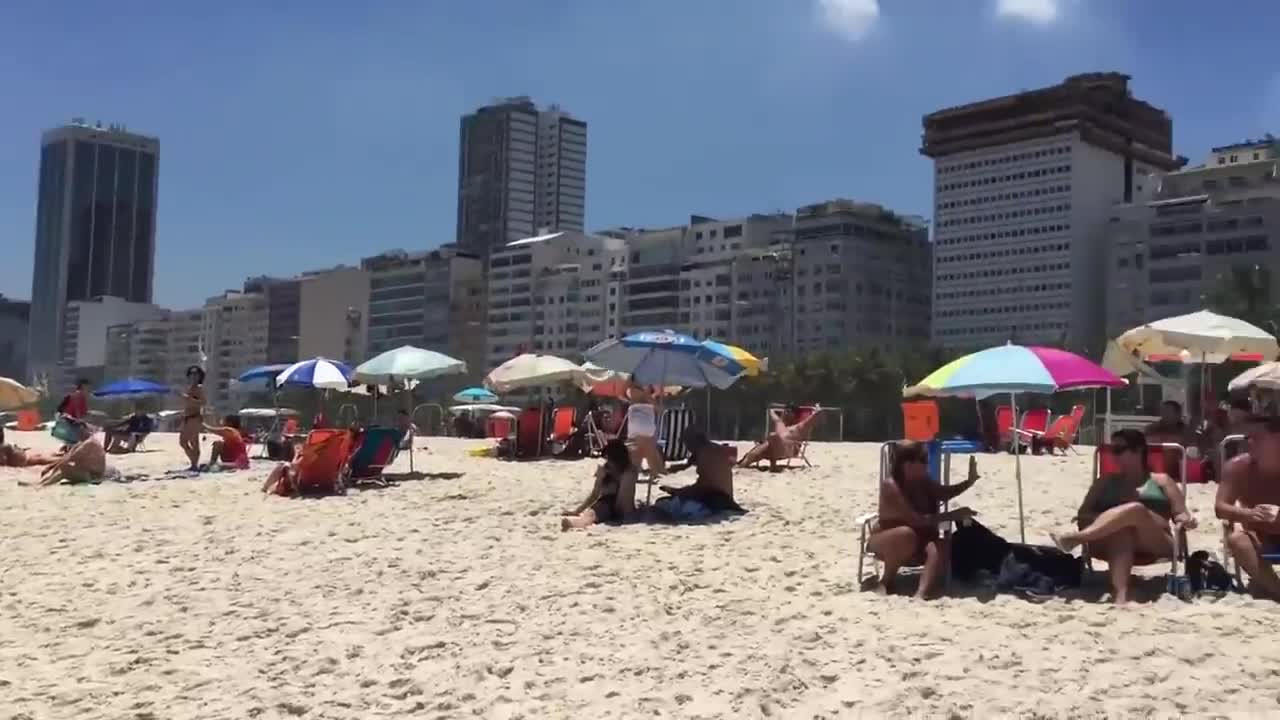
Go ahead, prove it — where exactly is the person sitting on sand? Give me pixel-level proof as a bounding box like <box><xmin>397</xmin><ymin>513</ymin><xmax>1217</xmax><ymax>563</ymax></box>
<box><xmin>179</xmin><ymin>366</ymin><xmax>206</xmax><ymax>471</ymax></box>
<box><xmin>0</xmin><ymin>444</ymin><xmax>60</xmax><ymax>467</ymax></box>
<box><xmin>737</xmin><ymin>404</ymin><xmax>823</xmax><ymax>471</ymax></box>
<box><xmin>659</xmin><ymin>430</ymin><xmax>743</xmax><ymax>513</ymax></box>
<box><xmin>1051</xmin><ymin>429</ymin><xmax>1196</xmax><ymax>604</ymax></box>
<box><xmin>103</xmin><ymin>410</ymin><xmax>154</xmax><ymax>453</ymax></box>
<box><xmin>28</xmin><ymin>437</ymin><xmax>116</xmax><ymax>486</ymax></box>
<box><xmin>1217</xmin><ymin>414</ymin><xmax>1280</xmax><ymax>601</ymax></box>
<box><xmin>561</xmin><ymin>439</ymin><xmax>638</xmax><ymax>531</ymax></box>
<box><xmin>867</xmin><ymin>440</ymin><xmax>979</xmax><ymax>599</ymax></box>
<box><xmin>203</xmin><ymin>415</ymin><xmax>250</xmax><ymax>470</ymax></box>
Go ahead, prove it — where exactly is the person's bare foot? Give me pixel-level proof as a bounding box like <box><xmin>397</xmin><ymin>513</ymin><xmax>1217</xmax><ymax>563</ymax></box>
<box><xmin>1050</xmin><ymin>532</ymin><xmax>1075</xmax><ymax>553</ymax></box>
<box><xmin>560</xmin><ymin>517</ymin><xmax>574</xmax><ymax>532</ymax></box>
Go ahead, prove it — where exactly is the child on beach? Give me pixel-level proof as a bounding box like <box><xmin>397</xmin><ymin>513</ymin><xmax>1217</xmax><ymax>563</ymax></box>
<box><xmin>203</xmin><ymin>415</ymin><xmax>250</xmax><ymax>470</ymax></box>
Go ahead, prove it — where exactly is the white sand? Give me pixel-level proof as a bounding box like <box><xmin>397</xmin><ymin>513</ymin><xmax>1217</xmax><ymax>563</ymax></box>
<box><xmin>4</xmin><ymin>431</ymin><xmax>1280</xmax><ymax>718</ymax></box>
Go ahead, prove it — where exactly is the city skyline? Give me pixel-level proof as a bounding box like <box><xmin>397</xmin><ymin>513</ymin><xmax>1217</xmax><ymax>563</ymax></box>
<box><xmin>2</xmin><ymin>0</ymin><xmax>1279</xmax><ymax>308</ymax></box>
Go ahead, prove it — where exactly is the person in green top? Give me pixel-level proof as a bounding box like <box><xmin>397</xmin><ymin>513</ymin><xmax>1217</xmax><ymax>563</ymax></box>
<box><xmin>1051</xmin><ymin>428</ymin><xmax>1197</xmax><ymax>604</ymax></box>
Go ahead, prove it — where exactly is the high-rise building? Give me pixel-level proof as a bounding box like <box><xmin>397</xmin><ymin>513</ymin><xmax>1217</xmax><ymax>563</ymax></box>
<box><xmin>456</xmin><ymin>97</ymin><xmax>587</xmax><ymax>259</ymax></box>
<box><xmin>361</xmin><ymin>248</ymin><xmax>486</xmax><ymax>375</ymax></box>
<box><xmin>922</xmin><ymin>73</ymin><xmax>1183</xmax><ymax>354</ymax></box>
<box><xmin>1105</xmin><ymin>138</ymin><xmax>1280</xmax><ymax>336</ymax></box>
<box><xmin>0</xmin><ymin>296</ymin><xmax>30</xmax><ymax>381</ymax></box>
<box><xmin>57</xmin><ymin>296</ymin><xmax>163</xmax><ymax>392</ymax></box>
<box><xmin>27</xmin><ymin>120</ymin><xmax>160</xmax><ymax>383</ymax></box>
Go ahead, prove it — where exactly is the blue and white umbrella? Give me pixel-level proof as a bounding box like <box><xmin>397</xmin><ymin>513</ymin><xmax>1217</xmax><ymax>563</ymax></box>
<box><xmin>275</xmin><ymin>357</ymin><xmax>354</xmax><ymax>390</ymax></box>
<box><xmin>237</xmin><ymin>363</ymin><xmax>292</xmax><ymax>385</ymax></box>
<box><xmin>584</xmin><ymin>331</ymin><xmax>744</xmax><ymax>389</ymax></box>
<box><xmin>93</xmin><ymin>377</ymin><xmax>170</xmax><ymax>398</ymax></box>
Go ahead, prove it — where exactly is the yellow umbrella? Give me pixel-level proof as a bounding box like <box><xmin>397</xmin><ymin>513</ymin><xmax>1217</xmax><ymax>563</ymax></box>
<box><xmin>702</xmin><ymin>341</ymin><xmax>767</xmax><ymax>377</ymax></box>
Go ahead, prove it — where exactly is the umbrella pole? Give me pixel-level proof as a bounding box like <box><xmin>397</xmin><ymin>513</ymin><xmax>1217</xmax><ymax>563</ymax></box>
<box><xmin>1012</xmin><ymin>392</ymin><xmax>1026</xmax><ymax>544</ymax></box>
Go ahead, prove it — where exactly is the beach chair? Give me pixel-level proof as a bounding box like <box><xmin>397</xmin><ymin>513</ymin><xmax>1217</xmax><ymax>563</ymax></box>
<box><xmin>273</xmin><ymin>428</ymin><xmax>355</xmax><ymax>496</ymax></box>
<box><xmin>856</xmin><ymin>441</ymin><xmax>956</xmax><ymax>589</ymax></box>
<box><xmin>16</xmin><ymin>408</ymin><xmax>39</xmax><ymax>431</ymax></box>
<box><xmin>1016</xmin><ymin>404</ymin><xmax>1084</xmax><ymax>454</ymax></box>
<box><xmin>515</xmin><ymin>408</ymin><xmax>543</xmax><ymax>459</ymax></box>
<box><xmin>1011</xmin><ymin>408</ymin><xmax>1050</xmax><ymax>452</ymax></box>
<box><xmin>994</xmin><ymin>405</ymin><xmax>1015</xmax><ymax>451</ymax></box>
<box><xmin>1084</xmin><ymin>442</ymin><xmax>1189</xmax><ymax>590</ymax></box>
<box><xmin>345</xmin><ymin>426</ymin><xmax>402</xmax><ymax>487</ymax></box>
<box><xmin>546</xmin><ymin>406</ymin><xmax>577</xmax><ymax>455</ymax></box>
<box><xmin>901</xmin><ymin>401</ymin><xmax>939</xmax><ymax>442</ymax></box>
<box><xmin>583</xmin><ymin>412</ymin><xmax>607</xmax><ymax>457</ymax></box>
<box><xmin>657</xmin><ymin>406</ymin><xmax>694</xmax><ymax>463</ymax></box>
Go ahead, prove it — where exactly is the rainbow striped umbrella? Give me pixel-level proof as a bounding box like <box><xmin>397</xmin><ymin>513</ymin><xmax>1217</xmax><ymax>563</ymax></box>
<box><xmin>905</xmin><ymin>344</ymin><xmax>1123</xmax><ymax>544</ymax></box>
<box><xmin>905</xmin><ymin>344</ymin><xmax>1124</xmax><ymax>399</ymax></box>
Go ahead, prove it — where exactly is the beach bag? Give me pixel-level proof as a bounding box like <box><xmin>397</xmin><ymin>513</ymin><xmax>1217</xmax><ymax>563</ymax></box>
<box><xmin>950</xmin><ymin>519</ymin><xmax>1011</xmax><ymax>581</ymax></box>
<box><xmin>1185</xmin><ymin>550</ymin><xmax>1233</xmax><ymax>594</ymax></box>
<box><xmin>51</xmin><ymin>416</ymin><xmax>81</xmax><ymax>444</ymax></box>
<box><xmin>1008</xmin><ymin>544</ymin><xmax>1083</xmax><ymax>588</ymax></box>
<box><xmin>996</xmin><ymin>553</ymin><xmax>1055</xmax><ymax>596</ymax></box>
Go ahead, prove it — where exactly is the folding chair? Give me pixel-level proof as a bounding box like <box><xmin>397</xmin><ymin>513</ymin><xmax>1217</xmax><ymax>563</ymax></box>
<box><xmin>1011</xmin><ymin>408</ymin><xmax>1050</xmax><ymax>453</ymax></box>
<box><xmin>269</xmin><ymin>428</ymin><xmax>354</xmax><ymax>496</ymax></box>
<box><xmin>583</xmin><ymin>412</ymin><xmax>607</xmax><ymax>457</ymax></box>
<box><xmin>994</xmin><ymin>405</ymin><xmax>1015</xmax><ymax>451</ymax></box>
<box><xmin>515</xmin><ymin>408</ymin><xmax>543</xmax><ymax>459</ymax></box>
<box><xmin>547</xmin><ymin>406</ymin><xmax>577</xmax><ymax>455</ymax></box>
<box><xmin>856</xmin><ymin>441</ymin><xmax>957</xmax><ymax>588</ymax></box>
<box><xmin>1015</xmin><ymin>404</ymin><xmax>1084</xmax><ymax>455</ymax></box>
<box><xmin>657</xmin><ymin>407</ymin><xmax>693</xmax><ymax>463</ymax></box>
<box><xmin>1085</xmin><ymin>442</ymin><xmax>1189</xmax><ymax>593</ymax></box>
<box><xmin>345</xmin><ymin>426</ymin><xmax>402</xmax><ymax>487</ymax></box>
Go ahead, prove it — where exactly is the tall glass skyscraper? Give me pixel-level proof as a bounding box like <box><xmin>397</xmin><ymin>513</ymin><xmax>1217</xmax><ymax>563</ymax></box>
<box><xmin>27</xmin><ymin>120</ymin><xmax>160</xmax><ymax>382</ymax></box>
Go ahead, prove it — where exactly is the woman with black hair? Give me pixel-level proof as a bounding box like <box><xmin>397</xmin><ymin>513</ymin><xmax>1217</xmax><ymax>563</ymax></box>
<box><xmin>561</xmin><ymin>439</ymin><xmax>638</xmax><ymax>531</ymax></box>
<box><xmin>1052</xmin><ymin>428</ymin><xmax>1196</xmax><ymax>603</ymax></box>
<box><xmin>179</xmin><ymin>365</ymin><xmax>206</xmax><ymax>471</ymax></box>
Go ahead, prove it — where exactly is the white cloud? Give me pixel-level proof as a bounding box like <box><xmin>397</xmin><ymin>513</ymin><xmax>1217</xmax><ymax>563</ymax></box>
<box><xmin>814</xmin><ymin>0</ymin><xmax>880</xmax><ymax>42</ymax></box>
<box><xmin>994</xmin><ymin>0</ymin><xmax>1061</xmax><ymax>25</ymax></box>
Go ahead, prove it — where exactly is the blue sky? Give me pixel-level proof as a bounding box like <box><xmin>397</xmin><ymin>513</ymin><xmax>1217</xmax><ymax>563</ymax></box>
<box><xmin>1</xmin><ymin>0</ymin><xmax>1277</xmax><ymax>308</ymax></box>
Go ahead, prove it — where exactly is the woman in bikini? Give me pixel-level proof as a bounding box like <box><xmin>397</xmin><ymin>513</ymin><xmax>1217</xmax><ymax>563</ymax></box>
<box><xmin>0</xmin><ymin>444</ymin><xmax>60</xmax><ymax>467</ymax></box>
<box><xmin>1051</xmin><ymin>429</ymin><xmax>1196</xmax><ymax>604</ymax></box>
<box><xmin>179</xmin><ymin>366</ymin><xmax>206</xmax><ymax>471</ymax></box>
<box><xmin>561</xmin><ymin>439</ymin><xmax>638</xmax><ymax>531</ymax></box>
<box><xmin>624</xmin><ymin>381</ymin><xmax>664</xmax><ymax>476</ymax></box>
<box><xmin>867</xmin><ymin>440</ymin><xmax>979</xmax><ymax>599</ymax></box>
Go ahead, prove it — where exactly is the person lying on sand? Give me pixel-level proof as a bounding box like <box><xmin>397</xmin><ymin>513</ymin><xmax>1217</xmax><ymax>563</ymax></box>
<box><xmin>867</xmin><ymin>440</ymin><xmax>978</xmax><ymax>599</ymax></box>
<box><xmin>1051</xmin><ymin>429</ymin><xmax>1195</xmax><ymax>604</ymax></box>
<box><xmin>203</xmin><ymin>415</ymin><xmax>250</xmax><ymax>470</ymax></box>
<box><xmin>562</xmin><ymin>439</ymin><xmax>637</xmax><ymax>531</ymax></box>
<box><xmin>737</xmin><ymin>404</ymin><xmax>822</xmax><ymax>471</ymax></box>
<box><xmin>1217</xmin><ymin>414</ymin><xmax>1280</xmax><ymax>601</ymax></box>
<box><xmin>0</xmin><ymin>444</ymin><xmax>59</xmax><ymax>467</ymax></box>
<box><xmin>27</xmin><ymin>438</ymin><xmax>116</xmax><ymax>486</ymax></box>
<box><xmin>659</xmin><ymin>430</ymin><xmax>743</xmax><ymax>513</ymax></box>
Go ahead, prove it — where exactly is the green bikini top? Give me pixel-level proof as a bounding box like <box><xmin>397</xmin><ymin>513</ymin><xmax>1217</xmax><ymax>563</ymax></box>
<box><xmin>1095</xmin><ymin>474</ymin><xmax>1171</xmax><ymax>517</ymax></box>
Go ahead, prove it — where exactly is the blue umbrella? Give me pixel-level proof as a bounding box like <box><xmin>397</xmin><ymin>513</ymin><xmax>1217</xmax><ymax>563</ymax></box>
<box><xmin>584</xmin><ymin>331</ymin><xmax>743</xmax><ymax>389</ymax></box>
<box><xmin>237</xmin><ymin>363</ymin><xmax>292</xmax><ymax>385</ymax></box>
<box><xmin>453</xmin><ymin>386</ymin><xmax>499</xmax><ymax>403</ymax></box>
<box><xmin>94</xmin><ymin>377</ymin><xmax>170</xmax><ymax>398</ymax></box>
<box><xmin>275</xmin><ymin>357</ymin><xmax>354</xmax><ymax>390</ymax></box>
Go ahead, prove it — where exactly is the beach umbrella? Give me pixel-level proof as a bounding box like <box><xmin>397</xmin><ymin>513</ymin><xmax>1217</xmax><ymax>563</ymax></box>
<box><xmin>449</xmin><ymin>403</ymin><xmax>519</xmax><ymax>413</ymax></box>
<box><xmin>1114</xmin><ymin>310</ymin><xmax>1278</xmax><ymax>364</ymax></box>
<box><xmin>0</xmin><ymin>377</ymin><xmax>40</xmax><ymax>411</ymax></box>
<box><xmin>236</xmin><ymin>363</ymin><xmax>292</xmax><ymax>385</ymax></box>
<box><xmin>1229</xmin><ymin>362</ymin><xmax>1280</xmax><ymax>392</ymax></box>
<box><xmin>906</xmin><ymin>344</ymin><xmax>1125</xmax><ymax>542</ymax></box>
<box><xmin>93</xmin><ymin>377</ymin><xmax>170</xmax><ymax>398</ymax></box>
<box><xmin>585</xmin><ymin>331</ymin><xmax>742</xmax><ymax>389</ymax></box>
<box><xmin>484</xmin><ymin>353</ymin><xmax>585</xmax><ymax>393</ymax></box>
<box><xmin>700</xmin><ymin>340</ymin><xmax>767</xmax><ymax>377</ymax></box>
<box><xmin>454</xmin><ymin>387</ymin><xmax>499</xmax><ymax>404</ymax></box>
<box><xmin>354</xmin><ymin>345</ymin><xmax>467</xmax><ymax>385</ymax></box>
<box><xmin>275</xmin><ymin>357</ymin><xmax>354</xmax><ymax>390</ymax></box>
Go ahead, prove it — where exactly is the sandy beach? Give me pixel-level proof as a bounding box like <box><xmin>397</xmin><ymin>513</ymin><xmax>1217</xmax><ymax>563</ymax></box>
<box><xmin>4</xmin><ymin>431</ymin><xmax>1280</xmax><ymax>718</ymax></box>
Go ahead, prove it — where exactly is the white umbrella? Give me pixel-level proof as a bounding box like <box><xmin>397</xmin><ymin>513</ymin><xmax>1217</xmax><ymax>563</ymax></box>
<box><xmin>1115</xmin><ymin>310</ymin><xmax>1278</xmax><ymax>364</ymax></box>
<box><xmin>353</xmin><ymin>345</ymin><xmax>466</xmax><ymax>384</ymax></box>
<box><xmin>1229</xmin><ymin>362</ymin><xmax>1280</xmax><ymax>392</ymax></box>
<box><xmin>0</xmin><ymin>377</ymin><xmax>40</xmax><ymax>411</ymax></box>
<box><xmin>484</xmin><ymin>354</ymin><xmax>585</xmax><ymax>393</ymax></box>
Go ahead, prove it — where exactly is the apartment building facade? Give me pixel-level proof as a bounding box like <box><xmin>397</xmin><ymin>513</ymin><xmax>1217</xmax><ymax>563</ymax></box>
<box><xmin>456</xmin><ymin>98</ymin><xmax>587</xmax><ymax>260</ymax></box>
<box><xmin>57</xmin><ymin>296</ymin><xmax>163</xmax><ymax>391</ymax></box>
<box><xmin>1105</xmin><ymin>138</ymin><xmax>1280</xmax><ymax>337</ymax></box>
<box><xmin>0</xmin><ymin>295</ymin><xmax>30</xmax><ymax>381</ymax></box>
<box><xmin>484</xmin><ymin>231</ymin><xmax>627</xmax><ymax>370</ymax></box>
<box><xmin>923</xmin><ymin>72</ymin><xmax>1183</xmax><ymax>354</ymax></box>
<box><xmin>362</xmin><ymin>247</ymin><xmax>486</xmax><ymax>375</ymax></box>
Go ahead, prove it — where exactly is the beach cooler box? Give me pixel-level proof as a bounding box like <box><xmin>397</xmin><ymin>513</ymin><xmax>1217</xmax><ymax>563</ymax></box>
<box><xmin>927</xmin><ymin>439</ymin><xmax>983</xmax><ymax>484</ymax></box>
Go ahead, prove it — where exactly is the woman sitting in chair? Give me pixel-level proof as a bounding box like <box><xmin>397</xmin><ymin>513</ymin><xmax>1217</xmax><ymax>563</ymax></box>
<box><xmin>867</xmin><ymin>440</ymin><xmax>979</xmax><ymax>599</ymax></box>
<box><xmin>1051</xmin><ymin>429</ymin><xmax>1196</xmax><ymax>604</ymax></box>
<box><xmin>561</xmin><ymin>439</ymin><xmax>638</xmax><ymax>531</ymax></box>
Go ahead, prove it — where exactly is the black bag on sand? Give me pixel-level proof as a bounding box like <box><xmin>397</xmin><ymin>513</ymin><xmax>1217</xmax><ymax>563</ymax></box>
<box><xmin>1186</xmin><ymin>550</ymin><xmax>1234</xmax><ymax>594</ymax></box>
<box><xmin>1008</xmin><ymin>543</ymin><xmax>1083</xmax><ymax>589</ymax></box>
<box><xmin>950</xmin><ymin>519</ymin><xmax>1012</xmax><ymax>581</ymax></box>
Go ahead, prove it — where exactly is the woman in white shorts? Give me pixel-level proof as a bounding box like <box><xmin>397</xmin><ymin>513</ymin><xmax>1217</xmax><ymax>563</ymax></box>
<box><xmin>625</xmin><ymin>382</ymin><xmax>665</xmax><ymax>475</ymax></box>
